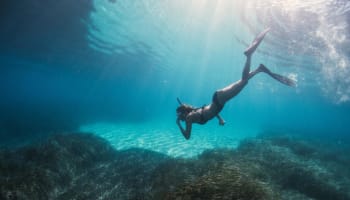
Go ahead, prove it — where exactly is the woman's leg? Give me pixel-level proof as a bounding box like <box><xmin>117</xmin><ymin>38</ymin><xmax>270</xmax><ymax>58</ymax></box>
<box><xmin>215</xmin><ymin>28</ymin><xmax>271</xmax><ymax>103</ymax></box>
<box><xmin>242</xmin><ymin>28</ymin><xmax>270</xmax><ymax>81</ymax></box>
<box><xmin>242</xmin><ymin>54</ymin><xmax>251</xmax><ymax>82</ymax></box>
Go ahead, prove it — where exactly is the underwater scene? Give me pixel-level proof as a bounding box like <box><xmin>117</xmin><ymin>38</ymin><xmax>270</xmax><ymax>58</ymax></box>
<box><xmin>1</xmin><ymin>0</ymin><xmax>350</xmax><ymax>199</ymax></box>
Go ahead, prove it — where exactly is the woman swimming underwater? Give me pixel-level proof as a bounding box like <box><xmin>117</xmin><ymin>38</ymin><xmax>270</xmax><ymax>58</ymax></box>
<box><xmin>176</xmin><ymin>28</ymin><xmax>296</xmax><ymax>140</ymax></box>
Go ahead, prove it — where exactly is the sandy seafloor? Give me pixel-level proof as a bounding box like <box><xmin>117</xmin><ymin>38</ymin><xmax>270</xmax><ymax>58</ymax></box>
<box><xmin>80</xmin><ymin>121</ymin><xmax>258</xmax><ymax>158</ymax></box>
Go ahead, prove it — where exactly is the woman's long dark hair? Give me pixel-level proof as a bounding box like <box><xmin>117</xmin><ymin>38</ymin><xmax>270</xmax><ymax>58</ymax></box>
<box><xmin>176</xmin><ymin>104</ymin><xmax>195</xmax><ymax>120</ymax></box>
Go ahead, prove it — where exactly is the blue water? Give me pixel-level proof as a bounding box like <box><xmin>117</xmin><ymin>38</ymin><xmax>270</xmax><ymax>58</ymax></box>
<box><xmin>1</xmin><ymin>0</ymin><xmax>350</xmax><ymax>156</ymax></box>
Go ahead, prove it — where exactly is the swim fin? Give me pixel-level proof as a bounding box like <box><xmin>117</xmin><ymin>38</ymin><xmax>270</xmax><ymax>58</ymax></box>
<box><xmin>244</xmin><ymin>28</ymin><xmax>270</xmax><ymax>56</ymax></box>
<box><xmin>269</xmin><ymin>73</ymin><xmax>296</xmax><ymax>87</ymax></box>
<box><xmin>259</xmin><ymin>64</ymin><xmax>296</xmax><ymax>87</ymax></box>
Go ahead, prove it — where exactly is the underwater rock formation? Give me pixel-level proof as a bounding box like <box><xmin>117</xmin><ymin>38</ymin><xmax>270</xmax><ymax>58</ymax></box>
<box><xmin>0</xmin><ymin>132</ymin><xmax>349</xmax><ymax>200</ymax></box>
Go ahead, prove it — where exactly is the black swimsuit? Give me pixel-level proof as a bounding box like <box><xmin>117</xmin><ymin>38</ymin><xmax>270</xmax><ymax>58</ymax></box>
<box><xmin>212</xmin><ymin>91</ymin><xmax>224</xmax><ymax>112</ymax></box>
<box><xmin>197</xmin><ymin>91</ymin><xmax>224</xmax><ymax>124</ymax></box>
<box><xmin>198</xmin><ymin>108</ymin><xmax>207</xmax><ymax>124</ymax></box>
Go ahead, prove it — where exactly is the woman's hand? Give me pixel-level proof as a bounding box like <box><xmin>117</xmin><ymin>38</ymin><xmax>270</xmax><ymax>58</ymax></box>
<box><xmin>216</xmin><ymin>114</ymin><xmax>225</xmax><ymax>126</ymax></box>
<box><xmin>219</xmin><ymin>119</ymin><xmax>225</xmax><ymax>126</ymax></box>
<box><xmin>176</xmin><ymin>118</ymin><xmax>181</xmax><ymax>126</ymax></box>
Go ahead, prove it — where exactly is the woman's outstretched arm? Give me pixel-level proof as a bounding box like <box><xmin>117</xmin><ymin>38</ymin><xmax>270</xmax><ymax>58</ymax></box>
<box><xmin>176</xmin><ymin>117</ymin><xmax>192</xmax><ymax>140</ymax></box>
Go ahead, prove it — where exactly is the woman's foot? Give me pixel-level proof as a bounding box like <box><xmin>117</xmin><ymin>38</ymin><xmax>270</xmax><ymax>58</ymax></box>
<box><xmin>244</xmin><ymin>28</ymin><xmax>270</xmax><ymax>56</ymax></box>
<box><xmin>258</xmin><ymin>63</ymin><xmax>271</xmax><ymax>73</ymax></box>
